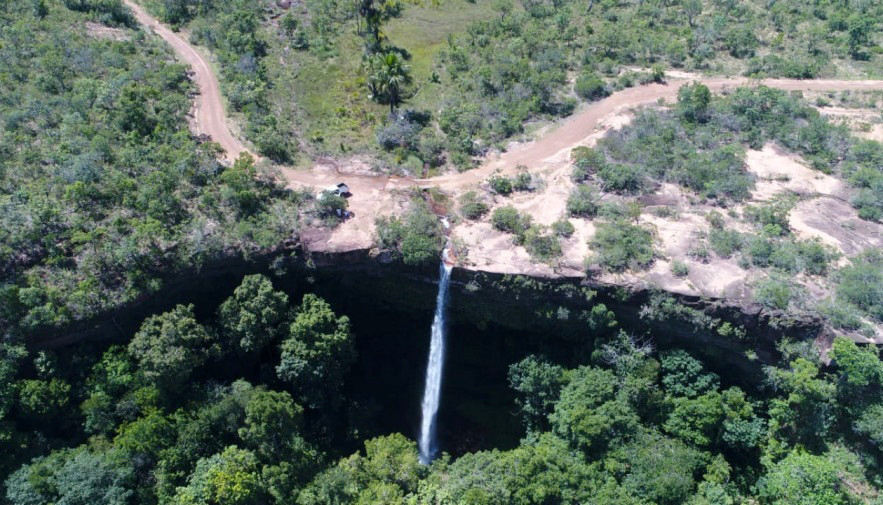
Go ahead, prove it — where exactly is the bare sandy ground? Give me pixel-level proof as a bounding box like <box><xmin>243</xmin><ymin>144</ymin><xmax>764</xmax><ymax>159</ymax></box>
<box><xmin>85</xmin><ymin>21</ymin><xmax>129</xmax><ymax>40</ymax></box>
<box><xmin>819</xmin><ymin>106</ymin><xmax>883</xmax><ymax>142</ymax></box>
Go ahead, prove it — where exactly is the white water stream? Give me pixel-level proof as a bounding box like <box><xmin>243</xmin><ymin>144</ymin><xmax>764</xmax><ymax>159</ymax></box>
<box><xmin>418</xmin><ymin>221</ymin><xmax>452</xmax><ymax>465</ymax></box>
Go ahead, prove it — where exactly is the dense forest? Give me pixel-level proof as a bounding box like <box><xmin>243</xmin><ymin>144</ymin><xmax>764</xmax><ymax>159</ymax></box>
<box><xmin>0</xmin><ymin>0</ymin><xmax>322</xmax><ymax>339</ymax></box>
<box><xmin>3</xmin><ymin>271</ymin><xmax>883</xmax><ymax>504</ymax></box>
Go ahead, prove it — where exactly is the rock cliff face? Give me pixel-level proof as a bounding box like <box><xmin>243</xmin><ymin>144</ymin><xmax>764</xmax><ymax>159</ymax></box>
<box><xmin>35</xmin><ymin>244</ymin><xmax>825</xmax><ymax>374</ymax></box>
<box><xmin>29</xmin><ymin>244</ymin><xmax>829</xmax><ymax>454</ymax></box>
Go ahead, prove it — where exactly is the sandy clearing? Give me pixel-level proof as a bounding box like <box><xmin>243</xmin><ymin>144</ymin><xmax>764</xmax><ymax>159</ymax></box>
<box><xmin>744</xmin><ymin>143</ymin><xmax>847</xmax><ymax>201</ymax></box>
<box><xmin>789</xmin><ymin>197</ymin><xmax>883</xmax><ymax>256</ymax></box>
<box><xmin>85</xmin><ymin>21</ymin><xmax>129</xmax><ymax>40</ymax></box>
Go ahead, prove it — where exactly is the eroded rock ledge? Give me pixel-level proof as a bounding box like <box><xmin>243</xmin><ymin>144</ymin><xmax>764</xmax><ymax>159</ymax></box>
<box><xmin>33</xmin><ymin>244</ymin><xmax>830</xmax><ymax>381</ymax></box>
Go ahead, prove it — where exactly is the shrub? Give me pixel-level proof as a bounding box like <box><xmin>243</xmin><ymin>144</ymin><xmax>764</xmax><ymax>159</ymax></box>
<box><xmin>708</xmin><ymin>228</ymin><xmax>743</xmax><ymax>258</ymax></box>
<box><xmin>705</xmin><ymin>211</ymin><xmax>726</xmax><ymax>229</ymax></box>
<box><xmin>567</xmin><ymin>185</ymin><xmax>600</xmax><ymax>217</ymax></box>
<box><xmin>746</xmin><ymin>235</ymin><xmax>775</xmax><ymax>267</ymax></box>
<box><xmin>852</xmin><ymin>182</ymin><xmax>883</xmax><ymax>221</ymax></box>
<box><xmin>574</xmin><ymin>72</ymin><xmax>609</xmax><ymax>101</ymax></box>
<box><xmin>819</xmin><ymin>299</ymin><xmax>867</xmax><ymax>332</ymax></box>
<box><xmin>745</xmin><ymin>198</ymin><xmax>794</xmax><ymax>235</ymax></box>
<box><xmin>552</xmin><ymin>219</ymin><xmax>575</xmax><ymax>238</ymax></box>
<box><xmin>598</xmin><ymin>163</ymin><xmax>644</xmax><ymax>193</ymax></box>
<box><xmin>677</xmin><ymin>83</ymin><xmax>711</xmax><ymax>123</ymax></box>
<box><xmin>570</xmin><ymin>147</ymin><xmax>607</xmax><ymax>182</ymax></box>
<box><xmin>375</xmin><ymin>200</ymin><xmax>443</xmax><ymax>266</ymax></box>
<box><xmin>650</xmin><ymin>64</ymin><xmax>665</xmax><ymax>83</ymax></box>
<box><xmin>377</xmin><ymin>115</ymin><xmax>422</xmax><ymax>150</ymax></box>
<box><xmin>459</xmin><ymin>191</ymin><xmax>489</xmax><ymax>220</ymax></box>
<box><xmin>724</xmin><ymin>26</ymin><xmax>758</xmax><ymax>59</ymax></box>
<box><xmin>488</xmin><ymin>175</ymin><xmax>514</xmax><ymax>195</ymax></box>
<box><xmin>794</xmin><ymin>239</ymin><xmax>837</xmax><ymax>275</ymax></box>
<box><xmin>590</xmin><ymin>221</ymin><xmax>655</xmax><ymax>272</ymax></box>
<box><xmin>754</xmin><ymin>275</ymin><xmax>798</xmax><ymax>311</ymax></box>
<box><xmin>491</xmin><ymin>206</ymin><xmax>524</xmax><ymax>233</ymax></box>
<box><xmin>688</xmin><ymin>243</ymin><xmax>711</xmax><ymax>264</ymax></box>
<box><xmin>513</xmin><ymin>171</ymin><xmax>533</xmax><ymax>192</ymax></box>
<box><xmin>744</xmin><ymin>55</ymin><xmax>820</xmax><ymax>79</ymax></box>
<box><xmin>523</xmin><ymin>226</ymin><xmax>562</xmax><ymax>261</ymax></box>
<box><xmin>316</xmin><ymin>192</ymin><xmax>348</xmax><ymax>224</ymax></box>
<box><xmin>671</xmin><ymin>260</ymin><xmax>689</xmax><ymax>278</ymax></box>
<box><xmin>835</xmin><ymin>250</ymin><xmax>883</xmax><ymax>321</ymax></box>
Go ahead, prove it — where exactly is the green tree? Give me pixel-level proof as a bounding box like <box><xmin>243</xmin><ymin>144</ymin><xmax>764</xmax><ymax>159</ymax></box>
<box><xmin>365</xmin><ymin>52</ymin><xmax>412</xmax><ymax>114</ymax></box>
<box><xmin>172</xmin><ymin>446</ymin><xmax>265</xmax><ymax>505</ymax></box>
<box><xmin>298</xmin><ymin>434</ymin><xmax>422</xmax><ymax>504</ymax></box>
<box><xmin>5</xmin><ymin>449</ymin><xmax>134</xmax><ymax>505</ymax></box>
<box><xmin>114</xmin><ymin>409</ymin><xmax>176</xmax><ymax>462</ymax></box>
<box><xmin>570</xmin><ymin>146</ymin><xmax>606</xmax><ymax>182</ymax></box>
<box><xmin>508</xmin><ymin>355</ymin><xmax>567</xmax><ymax>433</ymax></box>
<box><xmin>238</xmin><ymin>389</ymin><xmax>310</xmax><ymax>465</ymax></box>
<box><xmin>459</xmin><ymin>191</ymin><xmax>489</xmax><ymax>220</ymax></box>
<box><xmin>80</xmin><ymin>346</ymin><xmax>146</xmax><ymax>435</ymax></box>
<box><xmin>491</xmin><ymin>206</ymin><xmax>525</xmax><ymax>234</ymax></box>
<box><xmin>16</xmin><ymin>378</ymin><xmax>70</xmax><ymax>420</ymax></box>
<box><xmin>846</xmin><ymin>15</ymin><xmax>873</xmax><ymax>60</ymax></box>
<box><xmin>765</xmin><ymin>358</ymin><xmax>836</xmax><ymax>453</ymax></box>
<box><xmin>218</xmin><ymin>275</ymin><xmax>290</xmax><ymax>355</ymax></box>
<box><xmin>128</xmin><ymin>304</ymin><xmax>217</xmax><ymax>389</ymax></box>
<box><xmin>759</xmin><ymin>449</ymin><xmax>859</xmax><ymax>505</ymax></box>
<box><xmin>550</xmin><ymin>366</ymin><xmax>639</xmax><ymax>455</ymax></box>
<box><xmin>277</xmin><ymin>295</ymin><xmax>355</xmax><ymax>408</ymax></box>
<box><xmin>677</xmin><ymin>82</ymin><xmax>711</xmax><ymax>123</ymax></box>
<box><xmin>660</xmin><ymin>350</ymin><xmax>719</xmax><ymax>398</ymax></box>
<box><xmin>574</xmin><ymin>72</ymin><xmax>609</xmax><ymax>101</ymax></box>
<box><xmin>618</xmin><ymin>430</ymin><xmax>706</xmax><ymax>505</ymax></box>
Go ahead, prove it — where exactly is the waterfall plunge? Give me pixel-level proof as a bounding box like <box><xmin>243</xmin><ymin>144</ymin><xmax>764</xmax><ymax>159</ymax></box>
<box><xmin>418</xmin><ymin>245</ymin><xmax>452</xmax><ymax>464</ymax></box>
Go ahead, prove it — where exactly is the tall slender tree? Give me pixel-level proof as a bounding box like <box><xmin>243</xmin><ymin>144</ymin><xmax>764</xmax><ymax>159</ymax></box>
<box><xmin>365</xmin><ymin>52</ymin><xmax>412</xmax><ymax>114</ymax></box>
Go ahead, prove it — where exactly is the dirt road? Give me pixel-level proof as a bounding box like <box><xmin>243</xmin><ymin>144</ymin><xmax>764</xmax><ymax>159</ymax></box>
<box><xmin>125</xmin><ymin>0</ymin><xmax>883</xmax><ymax>249</ymax></box>
<box><xmin>124</xmin><ymin>0</ymin><xmax>246</xmax><ymax>162</ymax></box>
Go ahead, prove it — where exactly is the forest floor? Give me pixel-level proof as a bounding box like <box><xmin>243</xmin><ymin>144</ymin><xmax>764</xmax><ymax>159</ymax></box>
<box><xmin>124</xmin><ymin>0</ymin><xmax>883</xmax><ymax>329</ymax></box>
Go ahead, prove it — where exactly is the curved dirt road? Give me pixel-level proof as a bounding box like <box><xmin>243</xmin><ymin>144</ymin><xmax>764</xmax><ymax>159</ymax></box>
<box><xmin>125</xmin><ymin>0</ymin><xmax>883</xmax><ymax>248</ymax></box>
<box><xmin>124</xmin><ymin>0</ymin><xmax>247</xmax><ymax>162</ymax></box>
<box><xmin>126</xmin><ymin>0</ymin><xmax>883</xmax><ymax>187</ymax></box>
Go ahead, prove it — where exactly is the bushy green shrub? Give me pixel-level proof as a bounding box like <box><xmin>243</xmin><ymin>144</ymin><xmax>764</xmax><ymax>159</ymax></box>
<box><xmin>523</xmin><ymin>226</ymin><xmax>561</xmax><ymax>261</ymax></box>
<box><xmin>754</xmin><ymin>275</ymin><xmax>799</xmax><ymax>311</ymax></box>
<box><xmin>670</xmin><ymin>260</ymin><xmax>689</xmax><ymax>278</ymax></box>
<box><xmin>567</xmin><ymin>185</ymin><xmax>600</xmax><ymax>217</ymax></box>
<box><xmin>834</xmin><ymin>250</ymin><xmax>883</xmax><ymax>321</ymax></box>
<box><xmin>459</xmin><ymin>191</ymin><xmax>489</xmax><ymax>220</ymax></box>
<box><xmin>708</xmin><ymin>228</ymin><xmax>743</xmax><ymax>258</ymax></box>
<box><xmin>570</xmin><ymin>147</ymin><xmax>607</xmax><ymax>182</ymax></box>
<box><xmin>491</xmin><ymin>206</ymin><xmax>527</xmax><ymax>234</ymax></box>
<box><xmin>574</xmin><ymin>72</ymin><xmax>609</xmax><ymax>101</ymax></box>
<box><xmin>552</xmin><ymin>219</ymin><xmax>575</xmax><ymax>238</ymax></box>
<box><xmin>745</xmin><ymin>198</ymin><xmax>795</xmax><ymax>236</ymax></box>
<box><xmin>316</xmin><ymin>192</ymin><xmax>348</xmax><ymax>224</ymax></box>
<box><xmin>590</xmin><ymin>221</ymin><xmax>654</xmax><ymax>272</ymax></box>
<box><xmin>375</xmin><ymin>200</ymin><xmax>443</xmax><ymax>266</ymax></box>
<box><xmin>513</xmin><ymin>172</ymin><xmax>533</xmax><ymax>192</ymax></box>
<box><xmin>488</xmin><ymin>175</ymin><xmax>514</xmax><ymax>195</ymax></box>
<box><xmin>598</xmin><ymin>163</ymin><xmax>644</xmax><ymax>193</ymax></box>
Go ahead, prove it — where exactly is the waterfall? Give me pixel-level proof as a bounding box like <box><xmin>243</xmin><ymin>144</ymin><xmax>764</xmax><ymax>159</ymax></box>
<box><xmin>418</xmin><ymin>225</ymin><xmax>452</xmax><ymax>465</ymax></box>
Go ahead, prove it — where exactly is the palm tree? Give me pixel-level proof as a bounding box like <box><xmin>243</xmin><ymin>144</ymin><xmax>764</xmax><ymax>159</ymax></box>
<box><xmin>365</xmin><ymin>52</ymin><xmax>412</xmax><ymax>114</ymax></box>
